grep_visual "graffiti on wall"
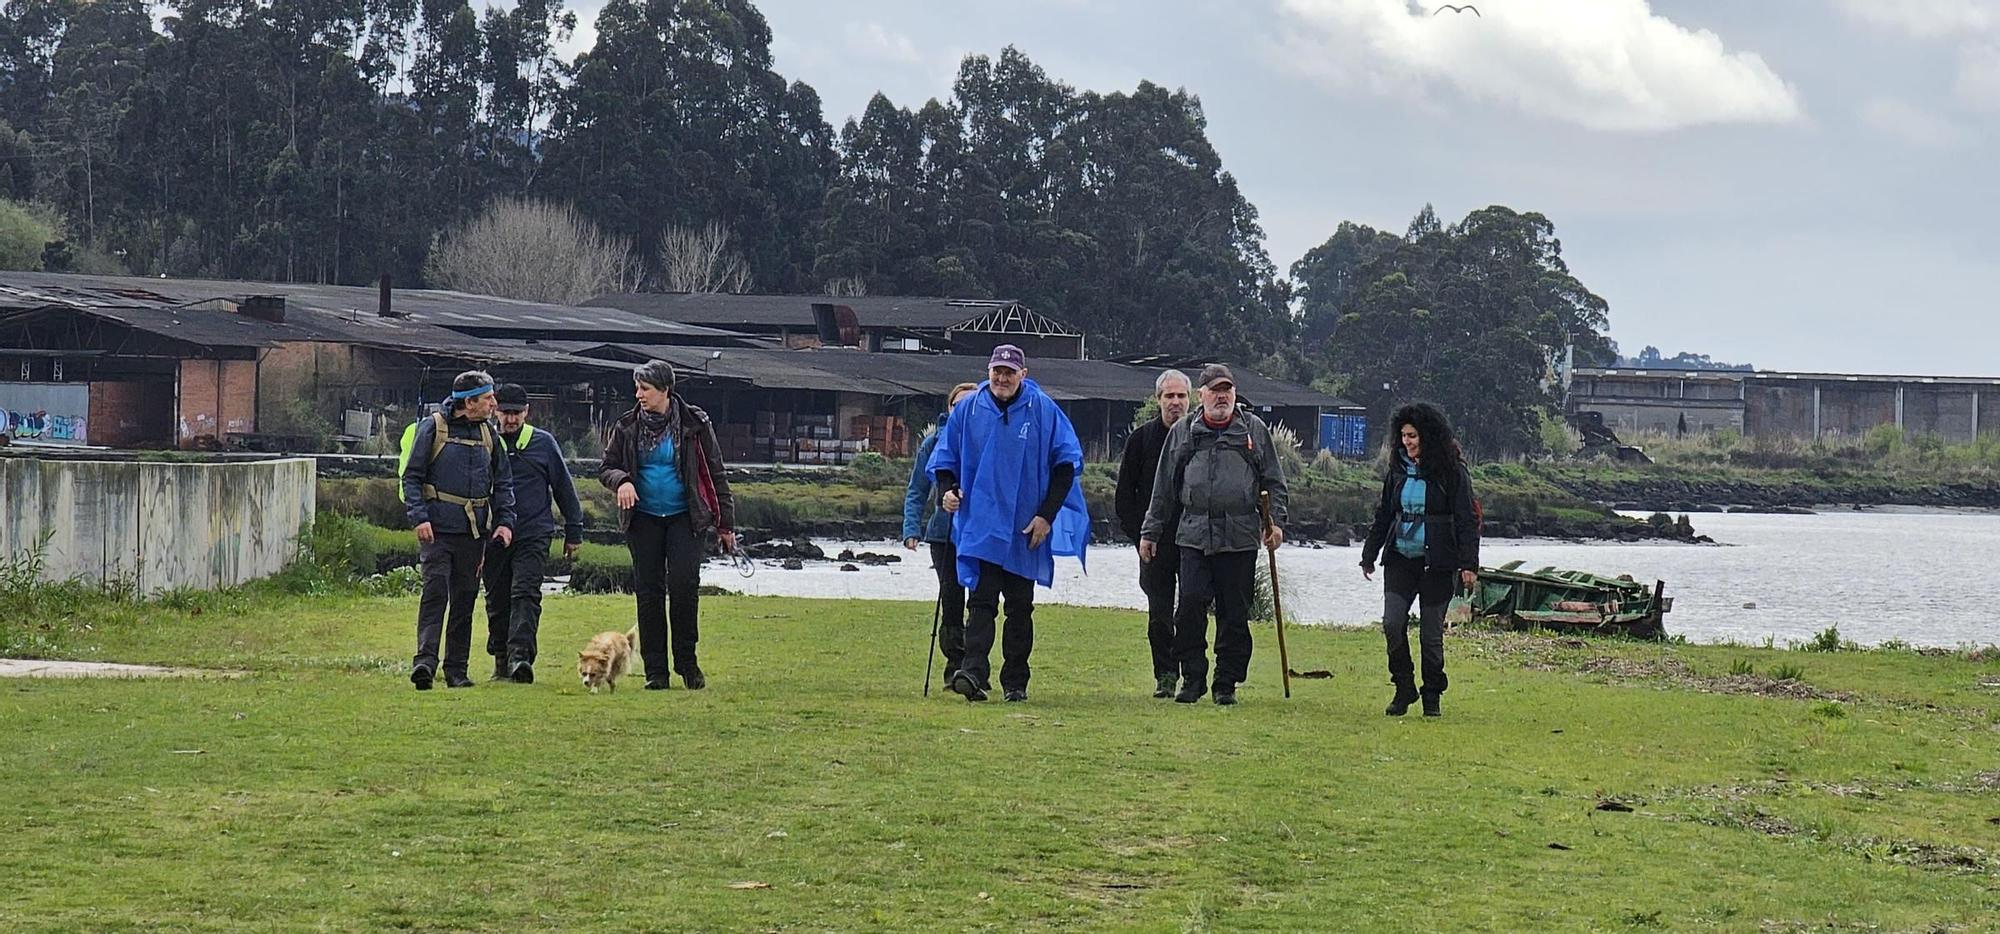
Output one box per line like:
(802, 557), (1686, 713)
(1, 383), (90, 445)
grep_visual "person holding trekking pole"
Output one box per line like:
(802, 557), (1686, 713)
(1360, 402), (1479, 718)
(905, 381), (980, 693)
(1139, 364), (1286, 706)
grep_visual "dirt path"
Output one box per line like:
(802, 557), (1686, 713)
(0, 658), (240, 679)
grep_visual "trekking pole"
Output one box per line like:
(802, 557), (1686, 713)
(1260, 490), (1292, 700)
(922, 591), (943, 697)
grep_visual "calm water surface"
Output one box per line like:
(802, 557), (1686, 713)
(700, 511), (2000, 648)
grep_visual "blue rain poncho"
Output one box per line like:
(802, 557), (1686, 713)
(927, 378), (1090, 589)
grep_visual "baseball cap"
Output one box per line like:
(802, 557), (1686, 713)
(987, 344), (1026, 371)
(495, 383), (530, 412)
(1197, 363), (1235, 390)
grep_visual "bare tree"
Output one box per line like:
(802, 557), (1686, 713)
(655, 221), (752, 293)
(424, 197), (639, 304)
(822, 275), (867, 297)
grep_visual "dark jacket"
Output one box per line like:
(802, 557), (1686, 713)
(1114, 417), (1174, 544)
(901, 416), (953, 544)
(1360, 454), (1479, 572)
(403, 412), (517, 535)
(500, 425), (584, 545)
(600, 397), (734, 535)
(1141, 408), (1287, 555)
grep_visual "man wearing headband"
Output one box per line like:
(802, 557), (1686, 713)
(402, 369), (517, 691)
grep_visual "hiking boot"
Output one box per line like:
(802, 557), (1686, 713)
(491, 656), (510, 681)
(444, 673), (475, 689)
(1003, 689), (1027, 703)
(1213, 687), (1238, 706)
(948, 670), (988, 702)
(680, 667), (706, 691)
(1153, 674), (1177, 699)
(1386, 682), (1419, 716)
(1173, 683), (1205, 704)
(644, 678), (671, 690)
(509, 662), (534, 684)
(1422, 694), (1441, 718)
(410, 665), (434, 691)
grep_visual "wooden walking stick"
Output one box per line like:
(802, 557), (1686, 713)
(1260, 490), (1292, 699)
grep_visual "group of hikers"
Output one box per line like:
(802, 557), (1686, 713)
(401, 344), (1480, 716)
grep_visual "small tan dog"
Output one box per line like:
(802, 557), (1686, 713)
(577, 625), (640, 693)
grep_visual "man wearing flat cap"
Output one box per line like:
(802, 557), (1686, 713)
(402, 369), (517, 691)
(1140, 363), (1287, 706)
(928, 344), (1091, 703)
(481, 383), (584, 684)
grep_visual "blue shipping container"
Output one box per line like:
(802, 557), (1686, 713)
(1318, 413), (1369, 458)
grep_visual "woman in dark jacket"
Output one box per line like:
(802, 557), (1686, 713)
(600, 360), (736, 691)
(1359, 402), (1478, 718)
(903, 382), (980, 683)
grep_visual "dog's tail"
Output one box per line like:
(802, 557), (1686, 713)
(626, 624), (640, 650)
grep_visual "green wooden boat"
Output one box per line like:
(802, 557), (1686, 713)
(1466, 560), (1672, 640)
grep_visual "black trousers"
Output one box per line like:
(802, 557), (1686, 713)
(627, 511), (703, 680)
(929, 541), (966, 677)
(483, 535), (549, 667)
(414, 534), (485, 676)
(1138, 541), (1181, 678)
(1173, 548), (1257, 689)
(1383, 550), (1452, 696)
(961, 560), (1035, 693)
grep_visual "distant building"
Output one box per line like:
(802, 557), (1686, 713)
(1569, 367), (2000, 442)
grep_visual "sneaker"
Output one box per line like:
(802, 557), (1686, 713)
(644, 678), (671, 690)
(1003, 689), (1027, 703)
(410, 665), (434, 691)
(509, 662), (534, 684)
(680, 667), (706, 690)
(1422, 694), (1441, 717)
(1173, 683), (1205, 704)
(948, 670), (988, 702)
(1213, 687), (1238, 706)
(1153, 674), (1177, 699)
(444, 673), (475, 689)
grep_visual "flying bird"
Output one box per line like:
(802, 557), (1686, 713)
(1433, 4), (1480, 14)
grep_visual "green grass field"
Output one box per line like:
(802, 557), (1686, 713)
(4, 587), (1998, 931)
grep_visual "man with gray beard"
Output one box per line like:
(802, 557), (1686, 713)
(1115, 368), (1192, 698)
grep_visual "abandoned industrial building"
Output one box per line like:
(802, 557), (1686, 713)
(1567, 367), (2000, 442)
(0, 272), (1360, 461)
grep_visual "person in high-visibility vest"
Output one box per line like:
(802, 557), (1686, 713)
(481, 383), (584, 684)
(401, 372), (516, 690)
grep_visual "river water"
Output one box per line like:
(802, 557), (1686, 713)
(698, 511), (2000, 649)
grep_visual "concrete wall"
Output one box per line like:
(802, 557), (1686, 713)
(0, 457), (315, 594)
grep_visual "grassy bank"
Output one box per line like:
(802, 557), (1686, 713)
(1545, 429), (2000, 510)
(3, 574), (1998, 929)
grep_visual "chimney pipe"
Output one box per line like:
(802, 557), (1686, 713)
(378, 274), (392, 318)
(242, 295), (286, 323)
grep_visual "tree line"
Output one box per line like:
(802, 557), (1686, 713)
(0, 0), (1616, 454)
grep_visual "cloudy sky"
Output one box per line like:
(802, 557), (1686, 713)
(553, 0), (1999, 375)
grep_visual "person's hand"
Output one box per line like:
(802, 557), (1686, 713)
(415, 521), (434, 545)
(493, 526), (513, 547)
(1360, 562), (1374, 582)
(1263, 524), (1284, 551)
(719, 530), (739, 554)
(615, 482), (638, 509)
(1460, 569), (1477, 592)
(903, 537), (919, 551)
(941, 489), (961, 513)
(563, 540), (580, 560)
(1138, 539), (1156, 563)
(1023, 516), (1051, 549)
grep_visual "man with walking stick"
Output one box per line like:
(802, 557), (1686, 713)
(1140, 364), (1286, 706)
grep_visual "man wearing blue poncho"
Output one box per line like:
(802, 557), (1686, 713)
(929, 344), (1090, 703)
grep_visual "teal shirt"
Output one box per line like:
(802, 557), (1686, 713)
(1393, 459), (1427, 559)
(636, 435), (688, 518)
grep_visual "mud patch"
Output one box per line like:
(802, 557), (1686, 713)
(0, 658), (240, 680)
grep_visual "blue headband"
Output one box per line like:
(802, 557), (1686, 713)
(450, 384), (494, 401)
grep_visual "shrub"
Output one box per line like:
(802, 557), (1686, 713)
(1769, 662), (1806, 682)
(1728, 658), (1754, 676)
(1804, 625), (1843, 653)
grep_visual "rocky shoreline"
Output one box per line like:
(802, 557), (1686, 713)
(1545, 474), (2000, 514)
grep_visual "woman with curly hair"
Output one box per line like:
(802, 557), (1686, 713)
(1359, 402), (1479, 718)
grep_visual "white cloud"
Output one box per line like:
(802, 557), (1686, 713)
(1829, 0), (2000, 40)
(844, 22), (926, 67)
(1953, 42), (2000, 110)
(1859, 96), (1971, 147)
(1274, 0), (1805, 131)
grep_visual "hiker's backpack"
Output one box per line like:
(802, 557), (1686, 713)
(398, 412), (494, 477)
